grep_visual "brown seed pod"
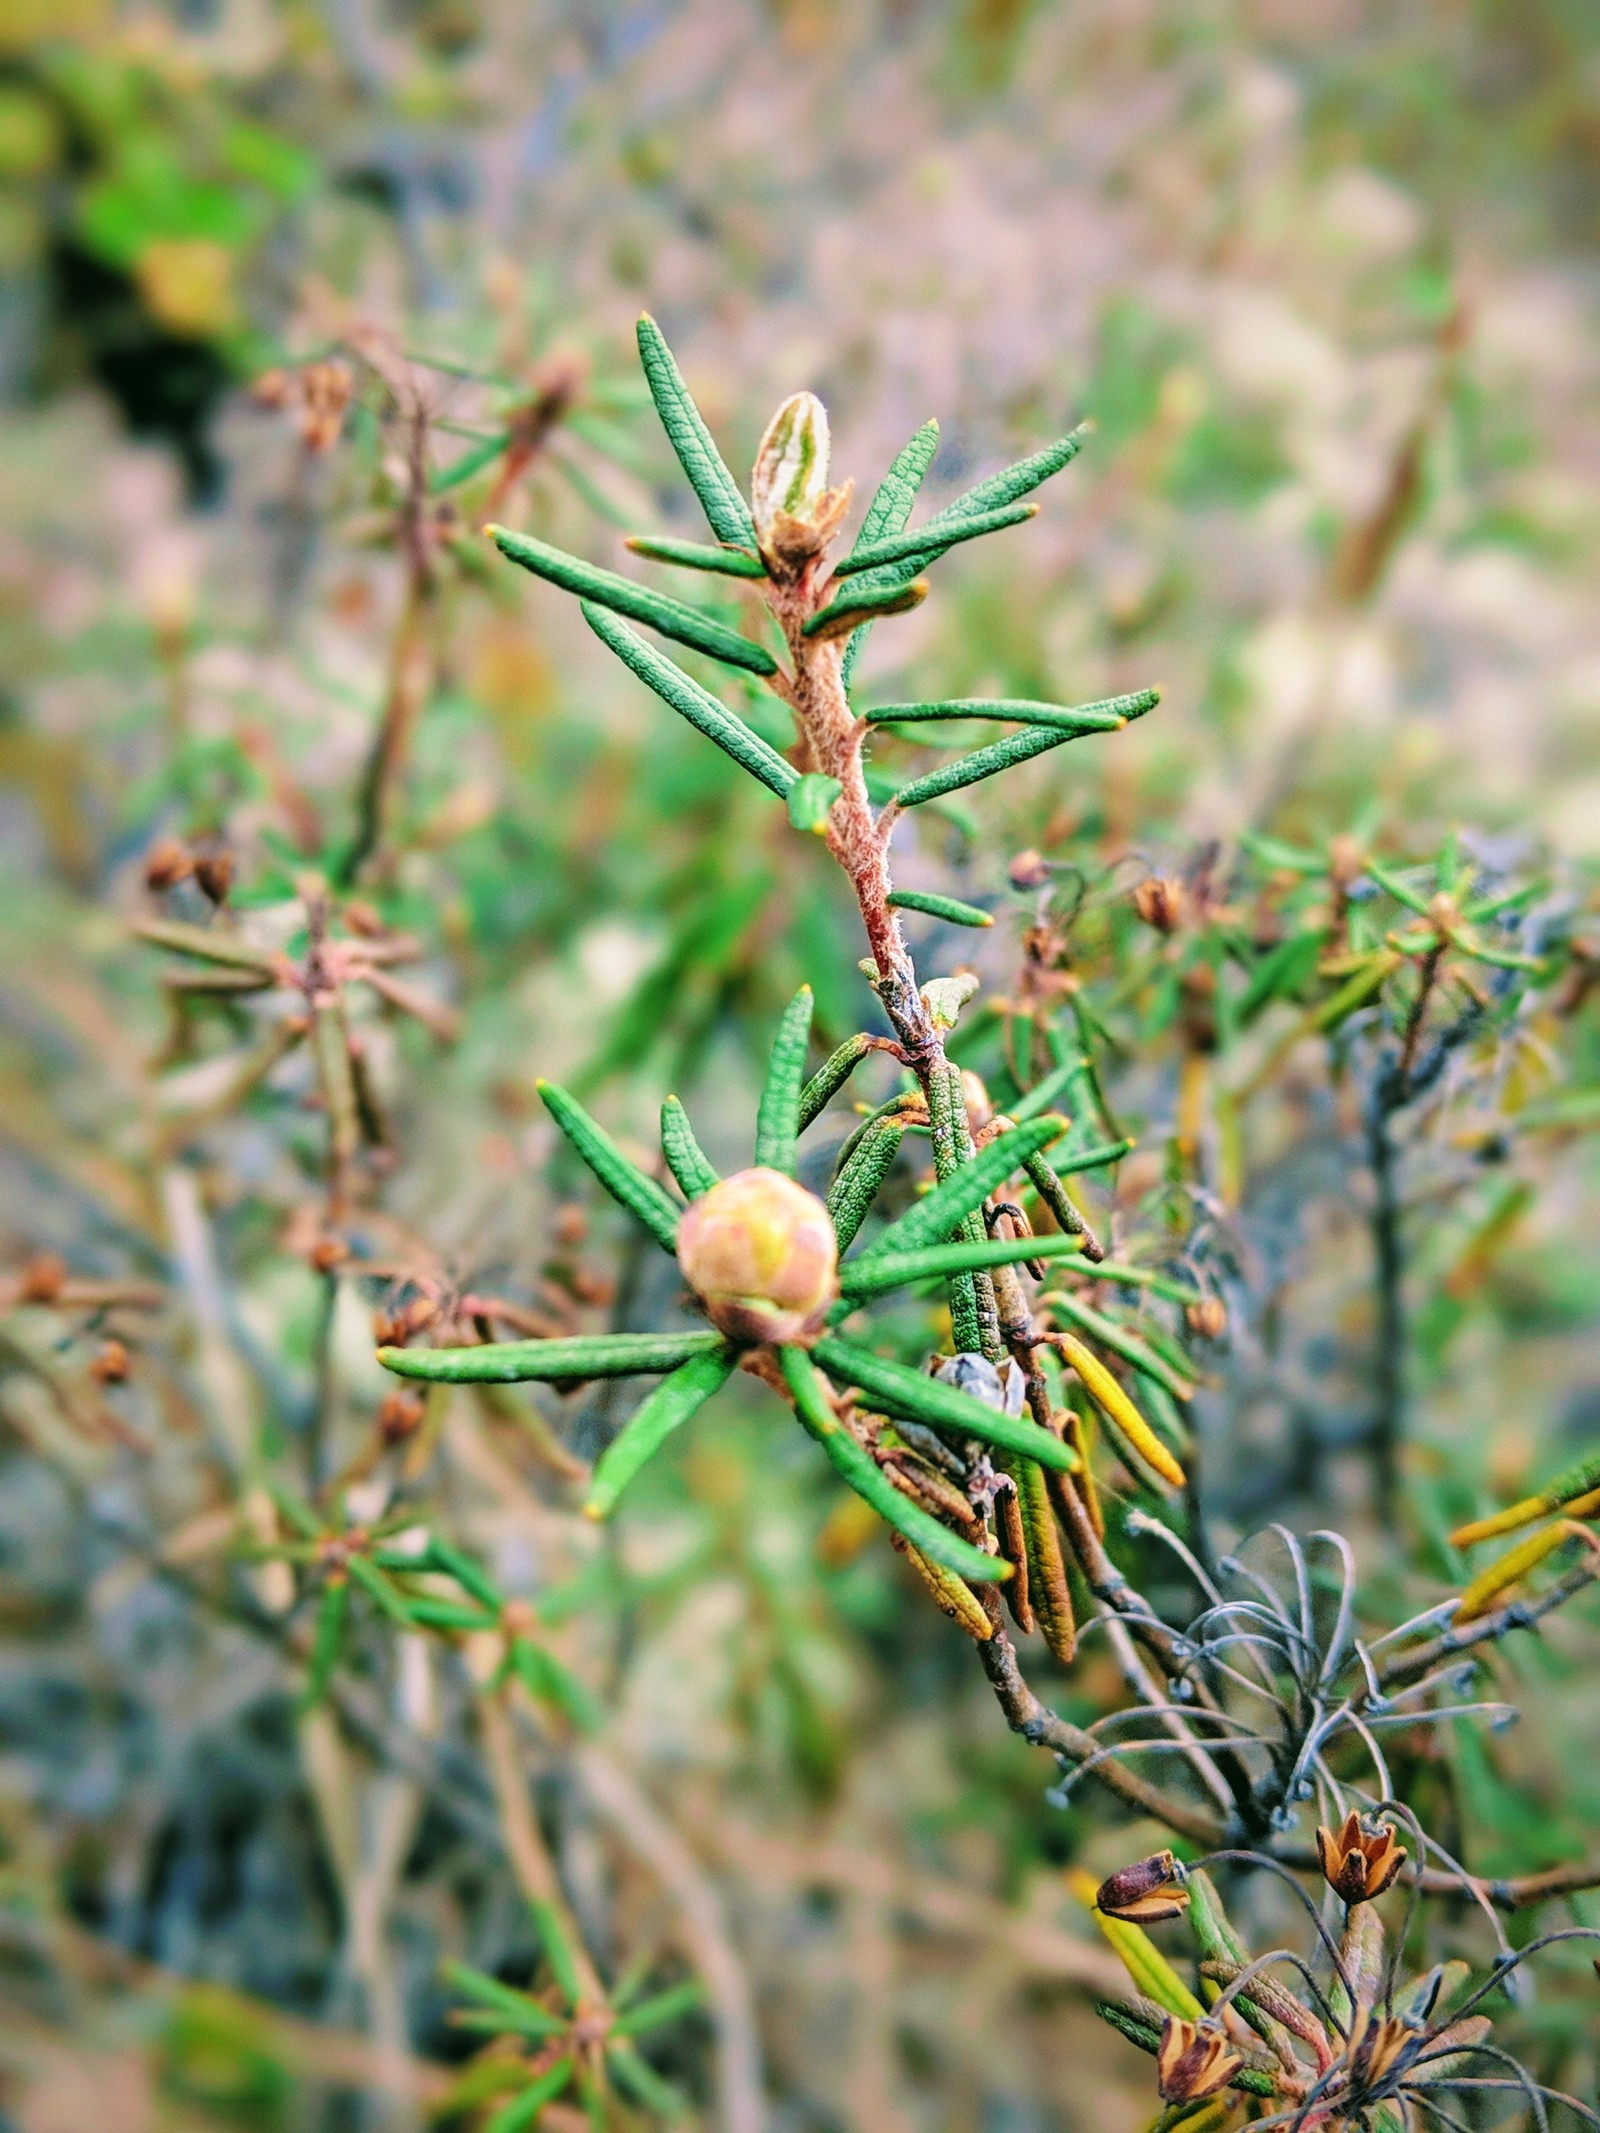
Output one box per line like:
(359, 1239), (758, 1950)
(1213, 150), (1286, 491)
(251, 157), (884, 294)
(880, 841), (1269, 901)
(1156, 2018), (1242, 2103)
(1186, 1295), (1227, 1340)
(1133, 875), (1184, 933)
(1096, 1850), (1189, 1924)
(676, 1167), (838, 1346)
(193, 851), (235, 905)
(89, 1338), (130, 1385)
(1008, 848), (1053, 891)
(144, 837), (194, 892)
(17, 1253), (68, 1305)
(1315, 1810), (1406, 1904)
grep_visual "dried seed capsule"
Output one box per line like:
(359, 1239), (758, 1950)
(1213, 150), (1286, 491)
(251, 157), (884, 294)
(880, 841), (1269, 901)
(1133, 875), (1184, 933)
(1315, 1810), (1406, 1904)
(1096, 1851), (1189, 1925)
(1155, 2018), (1242, 2103)
(193, 851), (235, 905)
(676, 1166), (838, 1347)
(144, 837), (193, 891)
(89, 1338), (130, 1385)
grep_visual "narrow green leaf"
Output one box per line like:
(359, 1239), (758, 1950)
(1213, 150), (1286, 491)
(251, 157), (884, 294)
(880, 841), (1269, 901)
(1094, 1998), (1164, 2054)
(529, 1897), (583, 2011)
(379, 1331), (724, 1384)
(779, 1347), (1010, 1580)
(1004, 1059), (1077, 1125)
(886, 888), (992, 928)
(583, 605), (797, 798)
(585, 1347), (737, 1517)
(858, 1116), (1066, 1263)
(660, 1096), (719, 1198)
(838, 1228), (1085, 1299)
(624, 532), (765, 577)
(787, 771), (842, 835)
(1048, 1136), (1134, 1176)
(841, 418), (940, 687)
(894, 724), (1107, 811)
(1021, 1149), (1098, 1252)
(1046, 1288), (1196, 1402)
(813, 1335), (1079, 1473)
(832, 499), (1036, 576)
(489, 524), (776, 675)
(345, 1553), (413, 1627)
(754, 986), (814, 1174)
(1362, 856), (1435, 918)
(866, 687), (1158, 734)
(420, 1535), (503, 1611)
(300, 1579), (349, 1708)
(605, 2042), (687, 2116)
(403, 1595), (500, 1631)
(484, 2057), (575, 2133)
(508, 1635), (601, 1731)
(798, 1033), (875, 1130)
(449, 2007), (567, 2039)
(826, 1117), (905, 1249)
(430, 430), (510, 493)
(802, 576), (927, 640)
(635, 314), (757, 547)
(609, 1980), (706, 2038)
(921, 423), (1089, 531)
(442, 1960), (564, 2034)
(538, 1078), (683, 1250)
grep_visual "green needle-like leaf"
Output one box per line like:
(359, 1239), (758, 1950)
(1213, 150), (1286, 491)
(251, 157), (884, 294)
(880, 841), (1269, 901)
(420, 1535), (503, 1611)
(754, 985), (814, 1174)
(508, 1635), (601, 1731)
(1362, 856), (1435, 918)
(400, 1596), (499, 1632)
(345, 1553), (413, 1627)
(660, 1095), (719, 1198)
(857, 1115), (1065, 1263)
(484, 2057), (575, 2133)
(802, 577), (927, 640)
(300, 1578), (349, 1708)
(636, 314), (758, 547)
(1048, 1136), (1134, 1176)
(838, 1228), (1085, 1299)
(827, 1116), (906, 1249)
(798, 1033), (876, 1130)
(379, 1331), (725, 1384)
(866, 686), (1158, 734)
(489, 524), (775, 675)
(841, 417), (940, 686)
(921, 423), (1089, 532)
(430, 430), (509, 493)
(831, 499), (1037, 576)
(1004, 1058), (1077, 1125)
(585, 1346), (737, 1517)
(780, 1346), (1011, 1580)
(813, 1335), (1078, 1473)
(538, 1078), (684, 1250)
(625, 532), (765, 577)
(609, 1981), (707, 2038)
(583, 605), (797, 798)
(605, 2042), (687, 2116)
(887, 888), (992, 928)
(893, 723), (1115, 810)
(443, 1961), (565, 2035)
(530, 1896), (583, 2011)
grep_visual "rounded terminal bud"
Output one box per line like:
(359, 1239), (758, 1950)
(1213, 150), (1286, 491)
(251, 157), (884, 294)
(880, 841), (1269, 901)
(677, 1166), (838, 1348)
(1133, 874), (1185, 933)
(751, 391), (831, 541)
(1095, 1849), (1189, 1924)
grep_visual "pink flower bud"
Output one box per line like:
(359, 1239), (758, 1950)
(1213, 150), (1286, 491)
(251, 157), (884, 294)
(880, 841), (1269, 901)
(677, 1167), (838, 1347)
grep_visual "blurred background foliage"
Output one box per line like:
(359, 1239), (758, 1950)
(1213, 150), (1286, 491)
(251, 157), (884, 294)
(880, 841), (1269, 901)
(1, 2), (1599, 2129)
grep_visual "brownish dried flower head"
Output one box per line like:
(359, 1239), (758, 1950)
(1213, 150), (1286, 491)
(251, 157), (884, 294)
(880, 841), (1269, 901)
(17, 1253), (68, 1305)
(1008, 848), (1053, 891)
(1186, 1295), (1228, 1340)
(144, 837), (194, 892)
(299, 361), (353, 454)
(377, 1389), (425, 1442)
(1156, 2018), (1242, 2103)
(1316, 1810), (1406, 1904)
(677, 1167), (838, 1347)
(1095, 1850), (1189, 1924)
(193, 851), (235, 905)
(89, 1338), (130, 1385)
(1133, 875), (1185, 933)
